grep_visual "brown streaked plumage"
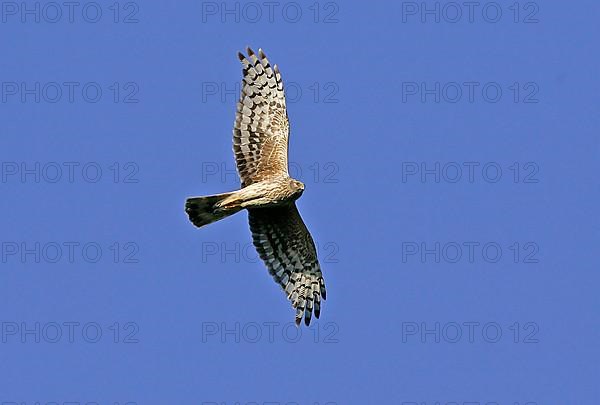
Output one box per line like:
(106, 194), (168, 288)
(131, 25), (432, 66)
(185, 47), (326, 326)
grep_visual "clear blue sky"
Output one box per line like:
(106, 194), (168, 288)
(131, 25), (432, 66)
(1, 1), (598, 404)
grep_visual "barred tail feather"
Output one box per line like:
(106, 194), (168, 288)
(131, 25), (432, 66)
(185, 192), (241, 228)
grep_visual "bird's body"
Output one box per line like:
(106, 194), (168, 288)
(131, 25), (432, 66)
(222, 176), (305, 210)
(185, 47), (326, 326)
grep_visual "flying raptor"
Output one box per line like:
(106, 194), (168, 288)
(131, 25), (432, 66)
(185, 47), (327, 326)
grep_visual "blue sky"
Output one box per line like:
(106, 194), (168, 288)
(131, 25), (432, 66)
(0, 0), (598, 404)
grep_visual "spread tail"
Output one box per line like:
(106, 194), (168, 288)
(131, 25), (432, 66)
(185, 191), (242, 228)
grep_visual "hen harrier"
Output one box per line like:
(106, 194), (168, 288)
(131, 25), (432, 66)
(185, 47), (326, 326)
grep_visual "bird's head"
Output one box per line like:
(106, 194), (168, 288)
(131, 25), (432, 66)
(290, 178), (305, 198)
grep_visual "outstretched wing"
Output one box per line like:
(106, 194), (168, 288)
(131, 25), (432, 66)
(233, 47), (290, 187)
(248, 204), (326, 326)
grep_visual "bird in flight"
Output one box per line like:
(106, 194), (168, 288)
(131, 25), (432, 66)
(185, 47), (326, 326)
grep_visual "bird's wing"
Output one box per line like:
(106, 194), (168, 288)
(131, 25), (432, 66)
(233, 47), (290, 187)
(248, 204), (326, 326)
